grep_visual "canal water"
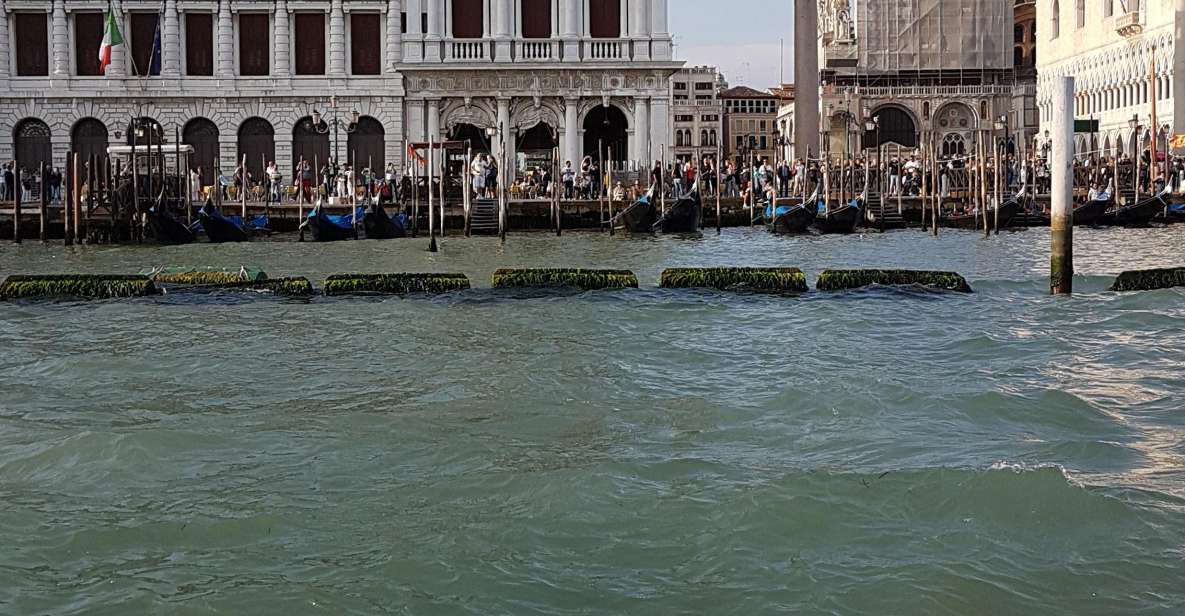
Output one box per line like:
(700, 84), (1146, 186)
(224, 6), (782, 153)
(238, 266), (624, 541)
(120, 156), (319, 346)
(2, 227), (1184, 614)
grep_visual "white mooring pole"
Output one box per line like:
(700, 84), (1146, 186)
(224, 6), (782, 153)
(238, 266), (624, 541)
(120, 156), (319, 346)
(1051, 76), (1074, 295)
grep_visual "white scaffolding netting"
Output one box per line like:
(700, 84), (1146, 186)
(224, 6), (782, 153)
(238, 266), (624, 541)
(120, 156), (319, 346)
(856, 0), (1011, 72)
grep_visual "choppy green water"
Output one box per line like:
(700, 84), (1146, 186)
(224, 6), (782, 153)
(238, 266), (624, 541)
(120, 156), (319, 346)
(2, 227), (1184, 615)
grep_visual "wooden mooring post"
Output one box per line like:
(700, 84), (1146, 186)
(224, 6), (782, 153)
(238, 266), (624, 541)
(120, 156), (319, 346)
(73, 152), (82, 243)
(1051, 76), (1074, 295)
(12, 159), (21, 243)
(39, 162), (47, 241)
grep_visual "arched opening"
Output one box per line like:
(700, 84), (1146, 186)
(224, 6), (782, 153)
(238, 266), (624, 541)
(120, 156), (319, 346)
(1103, 135), (1112, 157)
(292, 116), (331, 172)
(583, 105), (628, 162)
(71, 118), (109, 167)
(1116, 133), (1126, 158)
(237, 117), (275, 180)
(866, 106), (918, 149)
(127, 117), (163, 146)
(183, 117), (220, 177)
(13, 118), (52, 171)
(941, 133), (966, 158)
(347, 116), (385, 172)
(675, 130), (684, 147)
(516, 122), (557, 171)
(448, 123), (491, 154)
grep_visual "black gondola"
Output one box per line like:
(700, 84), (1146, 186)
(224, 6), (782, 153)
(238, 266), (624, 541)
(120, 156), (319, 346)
(764, 192), (816, 234)
(814, 199), (861, 234)
(195, 200), (251, 243)
(147, 206), (195, 245)
(302, 202), (360, 242)
(654, 188), (701, 233)
(612, 185), (658, 233)
(1105, 192), (1167, 227)
(363, 199), (407, 239)
(1072, 196), (1110, 226)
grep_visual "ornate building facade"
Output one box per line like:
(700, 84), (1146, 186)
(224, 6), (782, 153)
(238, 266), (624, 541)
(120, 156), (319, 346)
(1034, 0), (1175, 158)
(817, 0), (1036, 160)
(0, 0), (678, 181)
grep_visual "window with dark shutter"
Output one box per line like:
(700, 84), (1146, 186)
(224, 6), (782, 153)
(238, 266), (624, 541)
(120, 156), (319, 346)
(451, 0), (482, 39)
(74, 13), (104, 76)
(130, 12), (159, 76)
(294, 13), (326, 75)
(14, 13), (49, 76)
(521, 0), (551, 38)
(350, 14), (381, 75)
(589, 0), (620, 38)
(239, 13), (270, 75)
(185, 13), (214, 75)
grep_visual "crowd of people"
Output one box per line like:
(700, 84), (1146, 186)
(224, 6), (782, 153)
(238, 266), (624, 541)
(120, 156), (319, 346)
(0, 164), (65, 203)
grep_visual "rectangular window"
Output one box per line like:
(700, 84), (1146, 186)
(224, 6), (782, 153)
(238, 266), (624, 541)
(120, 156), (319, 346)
(350, 13), (381, 75)
(451, 0), (482, 38)
(15, 13), (49, 76)
(674, 82), (687, 90)
(695, 82), (712, 90)
(589, 0), (620, 38)
(294, 13), (326, 75)
(521, 0), (551, 38)
(130, 12), (159, 76)
(239, 13), (270, 75)
(74, 12), (104, 76)
(185, 13), (214, 75)
(422, 12), (428, 33)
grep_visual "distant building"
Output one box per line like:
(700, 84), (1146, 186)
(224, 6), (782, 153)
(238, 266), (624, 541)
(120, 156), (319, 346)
(669, 66), (724, 164)
(771, 85), (796, 162)
(721, 85), (778, 165)
(818, 0), (1036, 160)
(1035, 0), (1173, 158)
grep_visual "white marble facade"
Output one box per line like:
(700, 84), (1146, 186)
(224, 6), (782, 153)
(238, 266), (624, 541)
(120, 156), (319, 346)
(0, 0), (679, 177)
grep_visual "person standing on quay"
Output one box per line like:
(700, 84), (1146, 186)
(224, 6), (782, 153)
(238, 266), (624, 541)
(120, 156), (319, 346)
(471, 153), (487, 198)
(562, 161), (576, 199)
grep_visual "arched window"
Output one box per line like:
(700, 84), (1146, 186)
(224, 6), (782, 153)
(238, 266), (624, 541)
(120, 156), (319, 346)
(1052, 0), (1060, 38)
(675, 131), (684, 147)
(709, 130), (717, 146)
(700, 129), (708, 146)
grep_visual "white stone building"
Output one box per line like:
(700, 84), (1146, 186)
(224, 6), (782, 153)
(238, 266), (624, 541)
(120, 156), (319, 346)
(668, 65), (722, 164)
(1035, 0), (1175, 158)
(0, 0), (679, 182)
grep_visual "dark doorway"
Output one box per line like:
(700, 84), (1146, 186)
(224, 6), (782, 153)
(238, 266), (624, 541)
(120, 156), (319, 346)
(183, 117), (220, 176)
(127, 117), (164, 146)
(294, 13), (326, 75)
(74, 12), (105, 76)
(589, 0), (620, 38)
(347, 116), (385, 171)
(451, 0), (483, 38)
(521, 0), (551, 38)
(130, 12), (159, 76)
(293, 116), (331, 171)
(13, 118), (52, 171)
(71, 118), (109, 166)
(865, 106), (918, 149)
(237, 117), (275, 179)
(583, 105), (628, 162)
(517, 123), (557, 173)
(449, 123), (491, 154)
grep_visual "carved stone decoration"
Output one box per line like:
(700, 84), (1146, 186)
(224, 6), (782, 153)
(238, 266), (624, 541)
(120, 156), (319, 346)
(441, 98), (496, 131)
(511, 97), (563, 132)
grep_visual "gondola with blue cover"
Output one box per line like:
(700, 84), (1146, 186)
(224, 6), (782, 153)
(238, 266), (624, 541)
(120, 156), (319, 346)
(814, 198), (861, 234)
(612, 184), (658, 233)
(363, 198), (407, 239)
(1073, 187), (1111, 226)
(654, 185), (701, 233)
(765, 189), (816, 234)
(1105, 187), (1169, 227)
(192, 200), (271, 243)
(301, 201), (362, 242)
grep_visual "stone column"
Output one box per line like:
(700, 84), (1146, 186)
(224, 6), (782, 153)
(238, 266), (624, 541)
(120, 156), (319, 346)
(51, 0), (68, 77)
(650, 0), (670, 60)
(403, 0), (423, 62)
(424, 0), (442, 61)
(564, 96), (580, 165)
(217, 0), (234, 78)
(329, 0), (346, 75)
(406, 99), (426, 144)
(386, 0), (402, 69)
(561, 0), (579, 62)
(163, 0), (181, 76)
(793, 0), (819, 160)
(274, 0), (291, 77)
(649, 96), (670, 164)
(493, 0), (512, 59)
(628, 0), (649, 61)
(633, 96), (650, 164)
(427, 98), (441, 141)
(0, 0), (9, 81)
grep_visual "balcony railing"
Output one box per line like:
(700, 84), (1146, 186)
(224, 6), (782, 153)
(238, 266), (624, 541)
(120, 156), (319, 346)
(854, 84), (1036, 98)
(446, 39), (490, 62)
(1115, 11), (1143, 37)
(516, 40), (558, 61)
(586, 39), (627, 60)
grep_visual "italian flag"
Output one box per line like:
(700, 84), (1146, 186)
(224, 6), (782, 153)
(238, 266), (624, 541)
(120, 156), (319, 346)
(98, 5), (124, 75)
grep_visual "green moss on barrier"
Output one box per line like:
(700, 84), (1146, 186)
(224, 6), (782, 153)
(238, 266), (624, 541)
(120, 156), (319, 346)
(816, 269), (973, 293)
(210, 277), (315, 296)
(491, 268), (639, 290)
(1110, 267), (1185, 292)
(659, 267), (808, 293)
(324, 273), (471, 296)
(149, 266), (268, 285)
(0, 275), (157, 300)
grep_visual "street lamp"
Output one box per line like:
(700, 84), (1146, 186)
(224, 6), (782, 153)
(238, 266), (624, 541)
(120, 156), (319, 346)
(309, 95), (360, 170)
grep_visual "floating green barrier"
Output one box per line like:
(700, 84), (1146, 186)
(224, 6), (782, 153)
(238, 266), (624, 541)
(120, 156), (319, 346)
(816, 269), (973, 293)
(211, 277), (315, 296)
(0, 275), (158, 300)
(1110, 267), (1185, 292)
(659, 267), (808, 293)
(323, 273), (471, 296)
(146, 266), (268, 285)
(491, 268), (639, 290)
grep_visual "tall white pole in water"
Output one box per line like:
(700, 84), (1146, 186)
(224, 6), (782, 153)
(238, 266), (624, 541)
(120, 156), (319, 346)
(794, 0), (820, 161)
(1051, 77), (1074, 295)
(1174, 0), (1185, 158)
